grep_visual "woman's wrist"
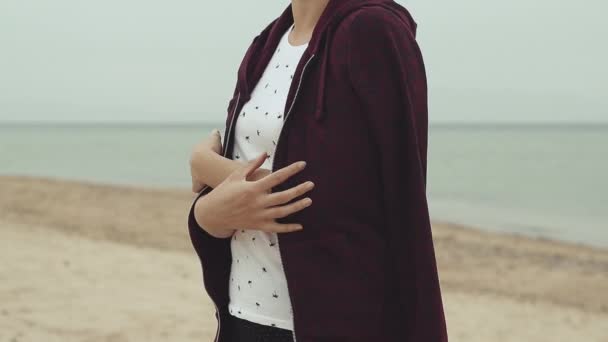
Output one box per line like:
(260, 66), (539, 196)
(193, 195), (235, 239)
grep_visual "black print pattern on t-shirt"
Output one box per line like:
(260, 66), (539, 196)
(228, 23), (308, 330)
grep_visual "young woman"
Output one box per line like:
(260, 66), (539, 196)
(188, 0), (448, 341)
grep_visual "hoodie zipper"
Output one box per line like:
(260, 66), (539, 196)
(271, 53), (316, 342)
(223, 92), (242, 159)
(212, 52), (314, 341)
(209, 91), (241, 342)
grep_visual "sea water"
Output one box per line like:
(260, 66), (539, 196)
(1, 123), (606, 248)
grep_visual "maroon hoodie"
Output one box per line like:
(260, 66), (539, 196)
(187, 0), (448, 341)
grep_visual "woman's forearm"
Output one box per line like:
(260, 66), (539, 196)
(191, 148), (271, 189)
(191, 149), (247, 188)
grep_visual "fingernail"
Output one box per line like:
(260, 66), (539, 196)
(295, 225), (304, 230)
(304, 198), (312, 206)
(299, 161), (307, 168)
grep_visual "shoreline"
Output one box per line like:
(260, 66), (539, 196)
(1, 175), (607, 341)
(2, 174), (606, 252)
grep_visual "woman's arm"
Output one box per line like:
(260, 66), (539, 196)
(189, 131), (314, 239)
(193, 152), (313, 238)
(190, 129), (269, 193)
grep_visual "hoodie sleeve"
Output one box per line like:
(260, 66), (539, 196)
(346, 7), (448, 342)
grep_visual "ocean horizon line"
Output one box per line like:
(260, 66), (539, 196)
(2, 120), (608, 129)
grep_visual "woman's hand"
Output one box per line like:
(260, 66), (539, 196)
(194, 152), (314, 239)
(190, 129), (223, 193)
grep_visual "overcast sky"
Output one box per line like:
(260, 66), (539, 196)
(1, 0), (606, 123)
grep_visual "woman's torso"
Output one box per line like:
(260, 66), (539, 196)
(228, 23), (308, 331)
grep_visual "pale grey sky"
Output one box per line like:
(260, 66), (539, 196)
(0, 0), (606, 123)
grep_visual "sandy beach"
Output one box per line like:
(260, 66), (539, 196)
(1, 176), (607, 342)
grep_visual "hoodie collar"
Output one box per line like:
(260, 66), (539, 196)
(237, 0), (356, 100)
(236, 0), (417, 120)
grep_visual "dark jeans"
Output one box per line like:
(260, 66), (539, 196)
(226, 313), (294, 342)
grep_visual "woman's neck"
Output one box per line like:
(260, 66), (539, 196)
(289, 0), (330, 45)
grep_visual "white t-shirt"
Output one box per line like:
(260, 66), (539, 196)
(227, 23), (307, 330)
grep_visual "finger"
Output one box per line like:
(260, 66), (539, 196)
(263, 181), (315, 207)
(212, 128), (222, 141)
(253, 160), (307, 191)
(203, 128), (221, 146)
(265, 197), (312, 219)
(211, 131), (223, 154)
(239, 152), (268, 179)
(259, 221), (303, 234)
(208, 128), (221, 138)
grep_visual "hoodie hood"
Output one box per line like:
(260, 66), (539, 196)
(236, 0), (418, 121)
